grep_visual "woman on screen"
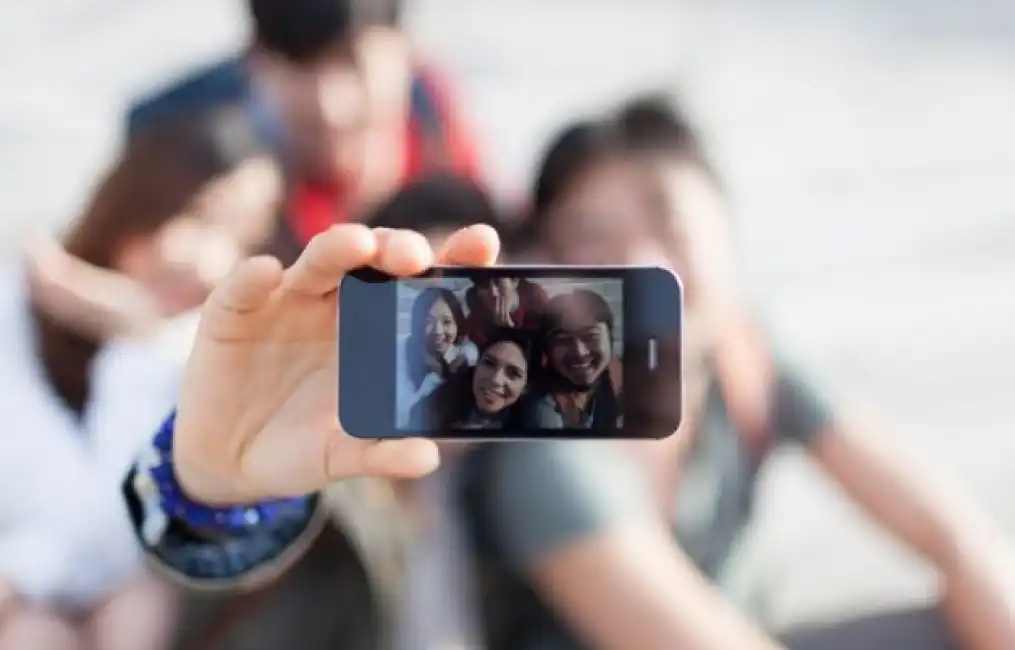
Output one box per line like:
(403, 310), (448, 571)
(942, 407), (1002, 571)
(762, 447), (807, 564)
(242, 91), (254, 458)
(397, 287), (478, 427)
(409, 327), (534, 431)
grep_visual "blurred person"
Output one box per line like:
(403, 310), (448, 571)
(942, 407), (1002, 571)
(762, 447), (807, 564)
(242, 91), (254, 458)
(410, 327), (535, 430)
(399, 287), (477, 427)
(456, 96), (1015, 650)
(0, 109), (281, 650)
(517, 290), (621, 430)
(127, 0), (483, 264)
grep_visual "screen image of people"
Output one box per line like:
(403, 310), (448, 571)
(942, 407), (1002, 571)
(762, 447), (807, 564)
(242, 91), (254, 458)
(396, 275), (623, 432)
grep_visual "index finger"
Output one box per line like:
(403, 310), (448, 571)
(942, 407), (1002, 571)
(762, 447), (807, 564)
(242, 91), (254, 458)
(283, 224), (379, 296)
(436, 224), (500, 267)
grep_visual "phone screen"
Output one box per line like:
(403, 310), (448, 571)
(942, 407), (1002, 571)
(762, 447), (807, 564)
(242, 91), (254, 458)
(340, 266), (682, 439)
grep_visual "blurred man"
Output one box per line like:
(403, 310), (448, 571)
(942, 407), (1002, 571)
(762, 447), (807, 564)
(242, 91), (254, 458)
(128, 0), (482, 259)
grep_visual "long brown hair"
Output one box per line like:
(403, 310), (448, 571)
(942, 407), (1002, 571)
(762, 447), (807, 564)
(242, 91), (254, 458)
(33, 107), (272, 417)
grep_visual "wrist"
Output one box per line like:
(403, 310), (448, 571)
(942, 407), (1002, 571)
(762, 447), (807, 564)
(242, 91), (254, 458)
(141, 411), (309, 540)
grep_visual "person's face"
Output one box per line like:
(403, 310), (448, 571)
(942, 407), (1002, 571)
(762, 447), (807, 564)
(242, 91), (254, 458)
(255, 46), (369, 183)
(548, 310), (612, 388)
(472, 341), (529, 414)
(476, 278), (520, 312)
(423, 297), (458, 355)
(113, 160), (284, 317)
(190, 155), (284, 249)
(541, 156), (733, 365)
(114, 217), (242, 318)
(541, 157), (668, 267)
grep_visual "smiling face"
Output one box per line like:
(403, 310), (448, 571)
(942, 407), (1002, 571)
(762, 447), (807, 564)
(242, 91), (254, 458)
(546, 295), (613, 388)
(471, 341), (529, 414)
(423, 296), (458, 355)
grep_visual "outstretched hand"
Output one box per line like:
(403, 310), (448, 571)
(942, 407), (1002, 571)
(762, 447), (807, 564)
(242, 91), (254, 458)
(172, 224), (500, 506)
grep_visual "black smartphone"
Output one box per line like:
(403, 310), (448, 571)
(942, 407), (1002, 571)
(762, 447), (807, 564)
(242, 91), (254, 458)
(339, 265), (682, 439)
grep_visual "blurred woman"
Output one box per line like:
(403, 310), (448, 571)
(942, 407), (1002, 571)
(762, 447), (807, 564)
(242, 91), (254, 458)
(456, 95), (1015, 650)
(0, 108), (282, 650)
(411, 327), (534, 430)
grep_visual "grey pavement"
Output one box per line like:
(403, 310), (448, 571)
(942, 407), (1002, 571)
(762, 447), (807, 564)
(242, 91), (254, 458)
(1, 0), (1014, 629)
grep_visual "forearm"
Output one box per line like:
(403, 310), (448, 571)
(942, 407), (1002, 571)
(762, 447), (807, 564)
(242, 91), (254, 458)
(811, 416), (999, 568)
(811, 419), (1015, 649)
(942, 552), (1015, 650)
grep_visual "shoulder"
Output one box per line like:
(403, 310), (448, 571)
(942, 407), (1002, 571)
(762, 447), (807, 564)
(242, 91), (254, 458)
(471, 441), (653, 569)
(126, 58), (249, 138)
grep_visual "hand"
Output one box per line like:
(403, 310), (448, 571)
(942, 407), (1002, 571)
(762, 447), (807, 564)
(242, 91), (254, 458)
(173, 224), (500, 505)
(23, 232), (161, 340)
(492, 296), (515, 327)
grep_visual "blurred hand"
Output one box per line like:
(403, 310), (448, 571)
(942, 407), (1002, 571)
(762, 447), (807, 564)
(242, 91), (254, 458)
(173, 224), (500, 505)
(23, 232), (161, 341)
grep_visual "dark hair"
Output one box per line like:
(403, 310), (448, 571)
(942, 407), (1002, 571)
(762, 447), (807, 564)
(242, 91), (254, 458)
(33, 108), (271, 417)
(532, 120), (628, 218)
(249, 0), (402, 63)
(615, 91), (720, 185)
(365, 174), (508, 236)
(522, 92), (722, 252)
(475, 326), (539, 376)
(406, 287), (467, 388)
(542, 288), (616, 342)
(416, 326), (537, 429)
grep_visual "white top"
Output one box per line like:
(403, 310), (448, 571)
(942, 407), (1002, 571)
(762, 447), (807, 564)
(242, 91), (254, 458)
(395, 339), (478, 428)
(0, 269), (194, 610)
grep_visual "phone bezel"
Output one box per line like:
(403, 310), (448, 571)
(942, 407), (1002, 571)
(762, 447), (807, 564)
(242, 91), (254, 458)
(338, 265), (683, 440)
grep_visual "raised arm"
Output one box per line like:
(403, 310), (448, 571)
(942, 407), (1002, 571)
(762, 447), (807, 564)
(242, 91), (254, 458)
(807, 411), (1015, 650)
(113, 223), (498, 591)
(761, 361), (1015, 650)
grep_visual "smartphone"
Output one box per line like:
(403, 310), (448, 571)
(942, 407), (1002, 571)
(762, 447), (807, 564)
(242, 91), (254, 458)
(339, 265), (682, 439)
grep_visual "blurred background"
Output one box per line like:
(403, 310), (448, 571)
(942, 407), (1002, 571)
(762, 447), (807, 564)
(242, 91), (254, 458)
(1, 0), (1014, 635)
